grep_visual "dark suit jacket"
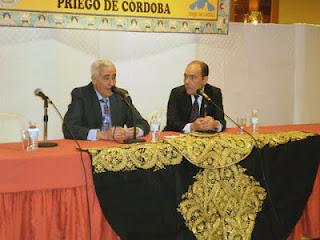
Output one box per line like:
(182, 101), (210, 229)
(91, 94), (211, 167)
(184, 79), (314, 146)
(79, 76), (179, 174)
(164, 84), (226, 132)
(63, 83), (150, 140)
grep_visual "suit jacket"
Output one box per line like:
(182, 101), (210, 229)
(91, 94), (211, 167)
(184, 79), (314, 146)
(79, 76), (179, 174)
(164, 83), (226, 132)
(63, 83), (150, 140)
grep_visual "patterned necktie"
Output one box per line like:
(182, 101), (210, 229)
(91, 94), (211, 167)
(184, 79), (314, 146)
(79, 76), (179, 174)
(190, 95), (199, 122)
(101, 98), (112, 131)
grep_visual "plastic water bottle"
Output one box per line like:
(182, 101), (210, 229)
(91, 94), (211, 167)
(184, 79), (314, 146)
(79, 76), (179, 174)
(150, 116), (160, 143)
(27, 122), (39, 150)
(250, 109), (259, 133)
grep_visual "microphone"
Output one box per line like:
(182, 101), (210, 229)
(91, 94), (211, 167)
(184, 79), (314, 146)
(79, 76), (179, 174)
(111, 86), (130, 98)
(34, 88), (52, 103)
(111, 86), (145, 144)
(33, 88), (57, 147)
(196, 89), (213, 103)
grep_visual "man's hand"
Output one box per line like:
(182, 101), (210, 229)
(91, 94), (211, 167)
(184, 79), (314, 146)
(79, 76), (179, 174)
(97, 127), (127, 142)
(96, 128), (113, 140)
(112, 127), (128, 142)
(97, 127), (143, 142)
(201, 116), (219, 131)
(126, 127), (139, 139)
(191, 116), (219, 132)
(191, 118), (205, 132)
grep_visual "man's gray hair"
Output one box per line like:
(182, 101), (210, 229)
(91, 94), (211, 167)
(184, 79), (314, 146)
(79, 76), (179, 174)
(91, 59), (115, 77)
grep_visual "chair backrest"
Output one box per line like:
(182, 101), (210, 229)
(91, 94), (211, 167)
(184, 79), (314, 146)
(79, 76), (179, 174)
(146, 108), (167, 131)
(0, 112), (25, 143)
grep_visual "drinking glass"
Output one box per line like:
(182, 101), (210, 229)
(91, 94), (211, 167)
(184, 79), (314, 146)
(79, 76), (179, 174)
(21, 130), (32, 152)
(27, 127), (40, 150)
(237, 117), (247, 134)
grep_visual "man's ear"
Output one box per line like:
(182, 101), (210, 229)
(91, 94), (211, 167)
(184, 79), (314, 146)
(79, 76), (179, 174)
(203, 76), (208, 84)
(91, 75), (96, 84)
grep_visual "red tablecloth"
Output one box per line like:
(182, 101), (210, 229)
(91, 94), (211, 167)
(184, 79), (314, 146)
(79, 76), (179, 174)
(0, 139), (120, 240)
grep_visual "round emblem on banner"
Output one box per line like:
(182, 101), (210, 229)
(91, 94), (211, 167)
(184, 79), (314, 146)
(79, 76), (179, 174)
(0, 0), (20, 7)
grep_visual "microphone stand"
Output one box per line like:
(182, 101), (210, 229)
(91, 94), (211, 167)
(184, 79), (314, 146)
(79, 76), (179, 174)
(197, 89), (256, 139)
(38, 98), (58, 147)
(122, 97), (145, 144)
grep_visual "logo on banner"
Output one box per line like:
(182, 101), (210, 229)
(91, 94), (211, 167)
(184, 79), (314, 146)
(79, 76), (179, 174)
(0, 0), (20, 7)
(189, 0), (215, 11)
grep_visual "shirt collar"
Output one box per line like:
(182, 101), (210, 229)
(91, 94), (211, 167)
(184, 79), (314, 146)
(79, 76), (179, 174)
(192, 86), (205, 101)
(95, 89), (106, 101)
(191, 94), (202, 102)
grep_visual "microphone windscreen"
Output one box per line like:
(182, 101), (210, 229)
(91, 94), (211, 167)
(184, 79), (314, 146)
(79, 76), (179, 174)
(111, 86), (129, 97)
(34, 88), (42, 96)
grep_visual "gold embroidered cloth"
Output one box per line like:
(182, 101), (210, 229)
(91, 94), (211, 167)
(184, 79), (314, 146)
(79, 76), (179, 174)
(89, 142), (183, 172)
(88, 131), (314, 240)
(179, 166), (266, 240)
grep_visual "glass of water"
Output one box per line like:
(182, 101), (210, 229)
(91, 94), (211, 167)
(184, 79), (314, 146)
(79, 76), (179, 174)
(21, 130), (32, 152)
(237, 117), (247, 134)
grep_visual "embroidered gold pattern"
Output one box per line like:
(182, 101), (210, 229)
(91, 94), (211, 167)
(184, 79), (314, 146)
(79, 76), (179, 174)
(89, 142), (183, 172)
(165, 133), (254, 169)
(165, 131), (315, 169)
(253, 131), (315, 148)
(88, 131), (314, 240)
(178, 166), (266, 240)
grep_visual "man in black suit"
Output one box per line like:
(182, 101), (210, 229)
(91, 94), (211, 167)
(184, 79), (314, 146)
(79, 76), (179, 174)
(164, 61), (226, 240)
(165, 60), (226, 132)
(63, 59), (149, 141)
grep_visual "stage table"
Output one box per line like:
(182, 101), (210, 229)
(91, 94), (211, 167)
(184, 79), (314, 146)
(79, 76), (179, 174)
(0, 124), (319, 240)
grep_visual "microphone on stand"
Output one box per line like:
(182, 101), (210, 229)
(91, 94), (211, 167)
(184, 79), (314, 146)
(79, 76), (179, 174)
(111, 86), (145, 144)
(34, 88), (58, 147)
(34, 89), (93, 240)
(34, 88), (52, 103)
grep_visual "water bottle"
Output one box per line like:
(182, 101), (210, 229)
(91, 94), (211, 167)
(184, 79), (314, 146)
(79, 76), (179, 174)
(250, 109), (259, 133)
(150, 116), (160, 143)
(27, 122), (39, 150)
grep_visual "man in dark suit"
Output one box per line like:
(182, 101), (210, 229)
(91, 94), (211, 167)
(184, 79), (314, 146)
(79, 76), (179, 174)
(164, 61), (226, 240)
(165, 60), (226, 132)
(63, 59), (149, 141)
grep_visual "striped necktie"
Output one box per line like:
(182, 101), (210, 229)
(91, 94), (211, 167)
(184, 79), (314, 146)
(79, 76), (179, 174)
(190, 95), (199, 122)
(101, 98), (112, 131)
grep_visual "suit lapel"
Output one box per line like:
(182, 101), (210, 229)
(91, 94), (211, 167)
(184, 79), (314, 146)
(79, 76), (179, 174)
(200, 99), (207, 117)
(109, 94), (120, 126)
(88, 84), (103, 128)
(181, 89), (192, 120)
